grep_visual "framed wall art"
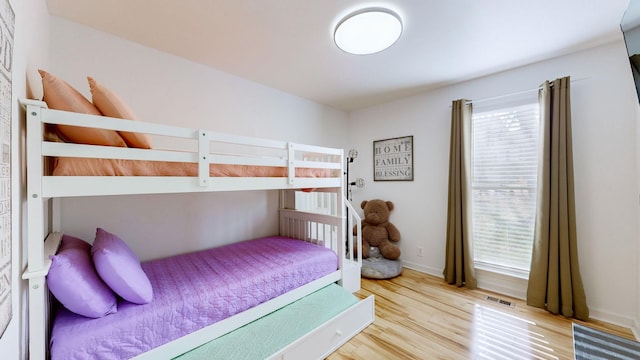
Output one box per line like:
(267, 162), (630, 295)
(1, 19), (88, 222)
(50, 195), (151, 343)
(373, 135), (413, 181)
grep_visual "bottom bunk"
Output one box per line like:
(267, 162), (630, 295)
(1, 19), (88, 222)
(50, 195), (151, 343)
(50, 235), (339, 359)
(41, 205), (371, 359)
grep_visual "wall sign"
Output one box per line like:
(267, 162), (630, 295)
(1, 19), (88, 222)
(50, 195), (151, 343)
(373, 136), (413, 181)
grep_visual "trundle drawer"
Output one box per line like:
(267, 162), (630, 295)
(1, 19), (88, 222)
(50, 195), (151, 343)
(280, 295), (374, 360)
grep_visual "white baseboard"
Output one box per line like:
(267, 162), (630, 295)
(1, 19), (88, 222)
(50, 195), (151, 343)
(588, 308), (638, 336)
(402, 260), (442, 278)
(632, 319), (640, 341)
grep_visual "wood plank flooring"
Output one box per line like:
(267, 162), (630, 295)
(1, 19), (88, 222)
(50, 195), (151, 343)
(328, 268), (635, 360)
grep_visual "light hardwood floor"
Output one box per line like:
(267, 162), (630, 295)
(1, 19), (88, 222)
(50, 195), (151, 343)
(328, 268), (635, 360)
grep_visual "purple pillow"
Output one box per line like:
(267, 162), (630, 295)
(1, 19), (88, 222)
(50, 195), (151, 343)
(47, 235), (117, 318)
(91, 228), (153, 304)
(58, 234), (91, 252)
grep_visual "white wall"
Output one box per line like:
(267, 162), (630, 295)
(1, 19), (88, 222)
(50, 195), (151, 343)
(46, 17), (349, 261)
(348, 38), (640, 327)
(4, 0), (50, 359)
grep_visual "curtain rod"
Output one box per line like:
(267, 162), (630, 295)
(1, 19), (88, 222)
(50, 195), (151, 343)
(460, 77), (590, 106)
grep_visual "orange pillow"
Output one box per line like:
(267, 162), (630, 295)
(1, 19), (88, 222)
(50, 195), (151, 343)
(39, 70), (126, 147)
(88, 77), (153, 149)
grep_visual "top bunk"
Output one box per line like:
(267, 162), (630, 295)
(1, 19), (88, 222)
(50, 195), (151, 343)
(20, 99), (344, 198)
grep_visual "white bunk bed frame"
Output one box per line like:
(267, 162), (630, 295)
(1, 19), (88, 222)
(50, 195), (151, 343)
(20, 99), (374, 360)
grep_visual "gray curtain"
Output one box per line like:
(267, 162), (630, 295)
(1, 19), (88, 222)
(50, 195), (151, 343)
(443, 99), (477, 289)
(526, 77), (589, 320)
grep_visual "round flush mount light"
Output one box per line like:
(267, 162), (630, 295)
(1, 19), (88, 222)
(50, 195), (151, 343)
(334, 8), (403, 55)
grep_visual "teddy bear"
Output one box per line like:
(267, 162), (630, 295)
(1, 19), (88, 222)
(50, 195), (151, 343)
(354, 199), (401, 260)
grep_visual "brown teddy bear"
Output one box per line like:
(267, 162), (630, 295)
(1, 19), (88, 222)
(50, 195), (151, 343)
(354, 199), (401, 260)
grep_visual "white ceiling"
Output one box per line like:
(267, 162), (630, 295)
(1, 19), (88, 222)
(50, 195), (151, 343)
(46, 0), (631, 111)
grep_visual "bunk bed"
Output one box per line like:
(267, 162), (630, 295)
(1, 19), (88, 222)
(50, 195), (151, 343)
(20, 98), (374, 359)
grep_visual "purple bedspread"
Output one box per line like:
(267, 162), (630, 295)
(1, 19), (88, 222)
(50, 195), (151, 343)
(49, 236), (338, 360)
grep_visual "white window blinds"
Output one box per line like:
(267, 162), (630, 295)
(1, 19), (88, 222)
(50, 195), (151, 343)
(471, 102), (539, 273)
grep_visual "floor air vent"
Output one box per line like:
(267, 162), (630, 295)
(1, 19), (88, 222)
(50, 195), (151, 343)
(484, 295), (515, 308)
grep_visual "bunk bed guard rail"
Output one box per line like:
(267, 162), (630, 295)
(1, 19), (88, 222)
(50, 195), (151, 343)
(20, 99), (343, 197)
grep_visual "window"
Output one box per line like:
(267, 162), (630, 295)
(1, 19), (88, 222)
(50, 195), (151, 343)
(471, 102), (539, 275)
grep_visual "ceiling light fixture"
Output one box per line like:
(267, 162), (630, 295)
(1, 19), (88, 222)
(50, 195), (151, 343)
(334, 8), (403, 55)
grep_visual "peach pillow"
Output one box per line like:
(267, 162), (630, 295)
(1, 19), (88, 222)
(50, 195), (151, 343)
(39, 70), (126, 147)
(88, 77), (153, 149)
